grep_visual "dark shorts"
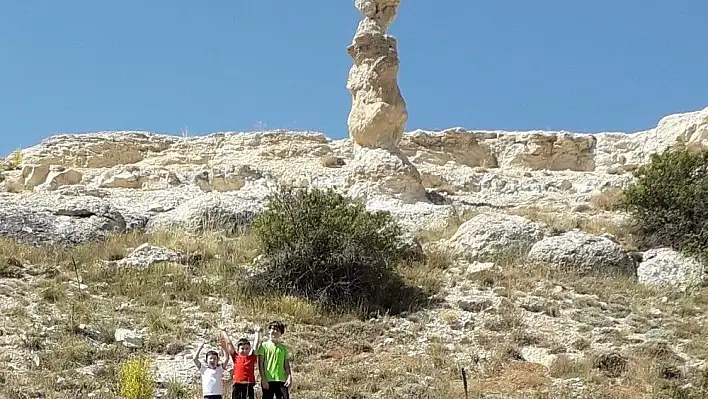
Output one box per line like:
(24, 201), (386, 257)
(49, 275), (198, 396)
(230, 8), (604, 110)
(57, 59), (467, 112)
(204, 396), (222, 399)
(262, 381), (290, 399)
(232, 382), (256, 399)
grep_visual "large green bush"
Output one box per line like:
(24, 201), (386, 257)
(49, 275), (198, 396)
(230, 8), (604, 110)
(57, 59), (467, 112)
(250, 186), (426, 314)
(619, 144), (708, 259)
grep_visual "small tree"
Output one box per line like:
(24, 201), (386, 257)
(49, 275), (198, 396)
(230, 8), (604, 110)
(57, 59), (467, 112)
(619, 144), (708, 259)
(250, 186), (425, 313)
(118, 355), (155, 399)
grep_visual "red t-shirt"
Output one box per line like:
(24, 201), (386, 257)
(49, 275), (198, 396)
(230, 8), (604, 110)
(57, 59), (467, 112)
(231, 353), (257, 383)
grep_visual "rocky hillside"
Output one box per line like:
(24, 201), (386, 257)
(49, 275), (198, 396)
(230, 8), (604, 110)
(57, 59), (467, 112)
(1, 107), (707, 398)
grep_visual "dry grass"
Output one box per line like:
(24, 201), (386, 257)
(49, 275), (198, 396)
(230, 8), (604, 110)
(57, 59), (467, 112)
(590, 188), (624, 211)
(0, 229), (461, 398)
(508, 206), (630, 238)
(1, 224), (706, 398)
(414, 202), (634, 249)
(547, 342), (708, 398)
(475, 362), (551, 396)
(465, 258), (708, 398)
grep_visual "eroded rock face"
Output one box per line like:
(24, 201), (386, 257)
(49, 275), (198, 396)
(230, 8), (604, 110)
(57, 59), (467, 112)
(401, 130), (596, 172)
(346, 0), (407, 149)
(194, 165), (263, 193)
(98, 166), (183, 190)
(0, 196), (126, 246)
(400, 130), (498, 168)
(22, 164), (50, 189)
(43, 167), (83, 190)
(497, 133), (596, 171)
(0, 106), (707, 252)
(19, 132), (178, 169)
(346, 147), (425, 202)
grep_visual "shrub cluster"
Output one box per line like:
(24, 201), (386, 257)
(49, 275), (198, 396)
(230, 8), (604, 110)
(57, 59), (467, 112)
(619, 144), (708, 260)
(250, 186), (426, 314)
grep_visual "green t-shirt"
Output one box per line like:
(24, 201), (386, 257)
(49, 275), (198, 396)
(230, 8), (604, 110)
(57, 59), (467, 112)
(257, 340), (289, 382)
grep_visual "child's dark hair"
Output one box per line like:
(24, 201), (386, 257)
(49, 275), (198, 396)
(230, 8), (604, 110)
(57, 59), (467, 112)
(205, 350), (219, 361)
(237, 338), (251, 349)
(268, 320), (286, 334)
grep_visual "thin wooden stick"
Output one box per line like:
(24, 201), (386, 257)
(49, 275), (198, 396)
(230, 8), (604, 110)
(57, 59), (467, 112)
(462, 367), (468, 399)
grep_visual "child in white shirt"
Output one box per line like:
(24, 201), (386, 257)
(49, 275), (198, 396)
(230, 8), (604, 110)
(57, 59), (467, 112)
(193, 342), (230, 399)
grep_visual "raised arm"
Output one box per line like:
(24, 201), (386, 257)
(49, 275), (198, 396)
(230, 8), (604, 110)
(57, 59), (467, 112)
(250, 326), (261, 356)
(220, 329), (235, 356)
(193, 342), (205, 369)
(220, 347), (231, 369)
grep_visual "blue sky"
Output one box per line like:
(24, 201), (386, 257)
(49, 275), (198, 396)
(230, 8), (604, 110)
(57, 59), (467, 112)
(1, 1), (707, 155)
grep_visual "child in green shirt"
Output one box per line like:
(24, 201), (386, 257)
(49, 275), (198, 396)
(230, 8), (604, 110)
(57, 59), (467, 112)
(257, 320), (292, 399)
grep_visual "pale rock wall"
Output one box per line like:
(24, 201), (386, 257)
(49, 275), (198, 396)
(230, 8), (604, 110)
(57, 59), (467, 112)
(1, 106), (707, 243)
(401, 105), (708, 174)
(7, 106), (707, 195)
(20, 131), (178, 168)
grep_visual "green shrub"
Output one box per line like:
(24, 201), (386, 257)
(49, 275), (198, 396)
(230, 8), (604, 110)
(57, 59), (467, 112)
(250, 186), (427, 314)
(118, 355), (155, 399)
(619, 145), (708, 259)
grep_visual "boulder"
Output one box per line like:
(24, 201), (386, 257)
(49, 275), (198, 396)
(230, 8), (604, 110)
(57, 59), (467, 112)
(447, 213), (544, 263)
(365, 198), (458, 237)
(637, 248), (706, 291)
(117, 243), (184, 269)
(145, 194), (262, 235)
(527, 231), (635, 276)
(347, 147), (425, 202)
(114, 328), (145, 348)
(0, 196), (126, 246)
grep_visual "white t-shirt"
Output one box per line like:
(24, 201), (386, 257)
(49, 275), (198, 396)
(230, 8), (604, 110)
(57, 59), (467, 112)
(200, 365), (223, 395)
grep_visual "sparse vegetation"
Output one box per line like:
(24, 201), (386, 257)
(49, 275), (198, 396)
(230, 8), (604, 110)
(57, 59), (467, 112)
(2, 149), (23, 170)
(0, 201), (458, 398)
(0, 173), (706, 398)
(620, 144), (708, 261)
(0, 225), (706, 398)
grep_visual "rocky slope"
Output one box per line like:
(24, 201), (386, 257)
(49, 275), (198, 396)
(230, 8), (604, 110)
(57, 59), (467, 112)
(1, 106), (707, 398)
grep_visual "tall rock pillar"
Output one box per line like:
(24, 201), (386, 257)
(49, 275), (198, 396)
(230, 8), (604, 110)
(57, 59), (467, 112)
(346, 0), (408, 149)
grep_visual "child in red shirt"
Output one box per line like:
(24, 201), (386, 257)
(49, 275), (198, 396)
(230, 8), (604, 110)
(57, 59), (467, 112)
(220, 326), (261, 399)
